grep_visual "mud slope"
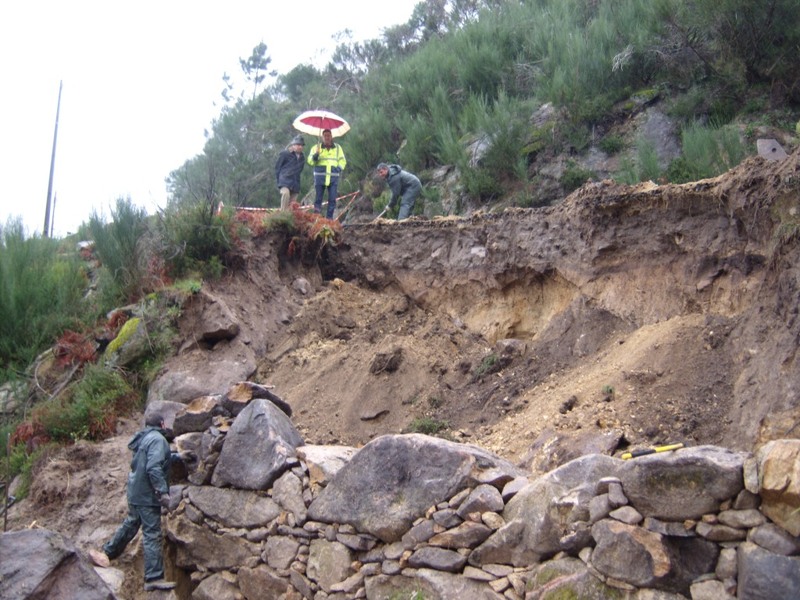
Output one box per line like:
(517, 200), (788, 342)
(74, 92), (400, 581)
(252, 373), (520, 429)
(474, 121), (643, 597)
(7, 151), (798, 600)
(252, 150), (800, 462)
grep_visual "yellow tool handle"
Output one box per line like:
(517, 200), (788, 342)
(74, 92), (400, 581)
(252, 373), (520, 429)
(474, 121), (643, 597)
(621, 442), (684, 460)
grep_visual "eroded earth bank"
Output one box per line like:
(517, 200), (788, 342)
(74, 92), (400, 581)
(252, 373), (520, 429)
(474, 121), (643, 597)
(4, 149), (800, 599)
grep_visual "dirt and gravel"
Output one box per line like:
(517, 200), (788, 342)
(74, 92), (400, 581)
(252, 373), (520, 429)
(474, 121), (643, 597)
(6, 147), (800, 599)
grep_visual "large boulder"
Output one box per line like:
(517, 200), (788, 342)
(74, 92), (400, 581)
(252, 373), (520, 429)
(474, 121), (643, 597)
(165, 515), (260, 570)
(471, 454), (621, 566)
(211, 398), (303, 490)
(591, 518), (719, 595)
(737, 541), (800, 599)
(188, 290), (241, 342)
(172, 395), (226, 435)
(307, 433), (525, 542)
(525, 557), (629, 599)
(147, 344), (257, 405)
(186, 486), (281, 528)
(297, 445), (357, 488)
(618, 446), (746, 520)
(103, 317), (150, 368)
(0, 529), (114, 600)
(756, 439), (800, 535)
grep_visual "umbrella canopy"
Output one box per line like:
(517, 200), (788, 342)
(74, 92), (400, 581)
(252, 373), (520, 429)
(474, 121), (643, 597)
(293, 110), (350, 138)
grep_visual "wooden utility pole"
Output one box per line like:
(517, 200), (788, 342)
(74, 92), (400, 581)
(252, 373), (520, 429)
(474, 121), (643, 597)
(43, 80), (63, 238)
(50, 193), (57, 238)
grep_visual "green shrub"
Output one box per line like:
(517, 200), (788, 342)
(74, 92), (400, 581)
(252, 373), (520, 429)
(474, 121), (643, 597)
(708, 97), (739, 125)
(637, 138), (661, 182)
(0, 420), (17, 463)
(473, 353), (499, 380)
(460, 92), (531, 182)
(615, 154), (639, 185)
(560, 121), (592, 154)
(742, 96), (768, 115)
(1, 443), (51, 500)
(158, 202), (233, 278)
(666, 121), (747, 183)
(265, 210), (296, 233)
(598, 134), (625, 155)
(407, 417), (449, 436)
(667, 88), (710, 122)
(432, 121), (465, 167)
(87, 197), (150, 306)
(463, 168), (502, 201)
(561, 162), (597, 193)
(422, 187), (444, 218)
(34, 364), (136, 442)
(0, 219), (88, 377)
(173, 278), (202, 294)
(614, 136), (662, 184)
(663, 156), (695, 184)
(7, 438), (31, 477)
(203, 255), (225, 280)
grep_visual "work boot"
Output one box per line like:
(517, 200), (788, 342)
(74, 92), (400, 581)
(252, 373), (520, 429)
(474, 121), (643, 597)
(88, 549), (110, 568)
(143, 578), (176, 591)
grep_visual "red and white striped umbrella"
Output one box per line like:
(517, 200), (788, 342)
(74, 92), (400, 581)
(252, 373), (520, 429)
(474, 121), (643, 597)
(292, 110), (350, 138)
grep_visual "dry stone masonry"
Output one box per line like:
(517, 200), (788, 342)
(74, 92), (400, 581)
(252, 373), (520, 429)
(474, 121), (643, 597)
(141, 386), (800, 600)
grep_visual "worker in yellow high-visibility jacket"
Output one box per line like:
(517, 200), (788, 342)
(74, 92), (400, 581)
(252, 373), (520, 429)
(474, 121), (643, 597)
(308, 129), (347, 219)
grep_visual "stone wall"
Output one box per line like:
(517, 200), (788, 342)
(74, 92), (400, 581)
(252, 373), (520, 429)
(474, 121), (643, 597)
(151, 394), (800, 600)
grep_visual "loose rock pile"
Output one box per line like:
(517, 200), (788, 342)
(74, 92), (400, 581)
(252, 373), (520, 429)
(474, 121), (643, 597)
(139, 385), (800, 600)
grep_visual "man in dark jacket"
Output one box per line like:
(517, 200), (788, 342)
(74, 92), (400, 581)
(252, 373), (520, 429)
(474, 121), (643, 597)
(91, 414), (188, 591)
(376, 163), (422, 220)
(275, 135), (306, 210)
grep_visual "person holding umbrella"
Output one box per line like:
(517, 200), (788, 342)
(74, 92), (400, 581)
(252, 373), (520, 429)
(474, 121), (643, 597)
(275, 135), (306, 210)
(308, 129), (347, 218)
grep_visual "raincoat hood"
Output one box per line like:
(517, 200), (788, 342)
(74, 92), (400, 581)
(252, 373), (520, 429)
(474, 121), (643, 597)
(128, 426), (161, 452)
(386, 164), (403, 178)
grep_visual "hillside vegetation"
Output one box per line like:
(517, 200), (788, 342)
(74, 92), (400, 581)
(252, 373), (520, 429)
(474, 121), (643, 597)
(1, 0), (799, 495)
(168, 0), (799, 211)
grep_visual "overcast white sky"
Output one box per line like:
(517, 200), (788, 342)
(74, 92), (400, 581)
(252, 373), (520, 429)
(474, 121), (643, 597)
(0, 0), (419, 237)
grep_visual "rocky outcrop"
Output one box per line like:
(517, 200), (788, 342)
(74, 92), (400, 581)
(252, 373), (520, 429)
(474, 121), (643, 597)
(307, 433), (525, 542)
(0, 529), (116, 600)
(210, 398), (304, 490)
(6, 384), (799, 599)
(143, 240), (316, 407)
(107, 386), (800, 599)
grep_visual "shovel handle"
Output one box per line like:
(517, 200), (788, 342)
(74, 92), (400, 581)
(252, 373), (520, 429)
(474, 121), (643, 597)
(621, 442), (684, 460)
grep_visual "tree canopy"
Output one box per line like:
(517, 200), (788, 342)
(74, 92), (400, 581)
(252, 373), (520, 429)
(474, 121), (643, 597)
(166, 0), (799, 210)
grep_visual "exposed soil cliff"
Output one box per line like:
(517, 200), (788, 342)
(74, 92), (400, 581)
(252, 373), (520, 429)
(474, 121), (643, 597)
(7, 148), (800, 599)
(261, 149), (800, 465)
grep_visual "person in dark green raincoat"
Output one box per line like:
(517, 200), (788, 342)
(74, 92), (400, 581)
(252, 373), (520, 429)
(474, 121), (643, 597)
(93, 413), (190, 591)
(375, 163), (422, 220)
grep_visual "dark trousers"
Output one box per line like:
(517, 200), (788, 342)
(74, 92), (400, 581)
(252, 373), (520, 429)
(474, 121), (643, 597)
(104, 503), (164, 582)
(398, 189), (420, 220)
(314, 179), (339, 219)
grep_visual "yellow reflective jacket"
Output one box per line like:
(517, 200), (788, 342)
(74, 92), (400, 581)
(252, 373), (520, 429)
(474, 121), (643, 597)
(308, 142), (347, 187)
